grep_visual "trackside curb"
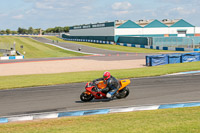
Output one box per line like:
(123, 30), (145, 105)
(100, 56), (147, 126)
(0, 101), (200, 124)
(0, 55), (24, 60)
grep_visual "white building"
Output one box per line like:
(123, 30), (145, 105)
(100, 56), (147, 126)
(64, 19), (200, 46)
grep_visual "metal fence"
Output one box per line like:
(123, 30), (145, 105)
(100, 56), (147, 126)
(152, 37), (200, 48)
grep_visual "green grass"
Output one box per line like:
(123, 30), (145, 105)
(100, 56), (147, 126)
(0, 61), (200, 90)
(0, 106), (199, 133)
(45, 36), (177, 53)
(0, 36), (85, 58)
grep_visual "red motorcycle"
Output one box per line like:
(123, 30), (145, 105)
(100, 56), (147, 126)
(80, 79), (130, 102)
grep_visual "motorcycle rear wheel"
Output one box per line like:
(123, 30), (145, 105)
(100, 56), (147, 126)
(116, 87), (129, 99)
(80, 92), (94, 102)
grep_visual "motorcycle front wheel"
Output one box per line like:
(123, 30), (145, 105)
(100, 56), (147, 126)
(116, 87), (130, 99)
(80, 91), (94, 102)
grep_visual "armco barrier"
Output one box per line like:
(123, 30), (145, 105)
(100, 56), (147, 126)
(146, 52), (200, 66)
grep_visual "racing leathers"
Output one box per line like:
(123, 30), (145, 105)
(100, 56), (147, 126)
(92, 75), (120, 97)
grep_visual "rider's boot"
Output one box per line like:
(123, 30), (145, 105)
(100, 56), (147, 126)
(106, 89), (118, 99)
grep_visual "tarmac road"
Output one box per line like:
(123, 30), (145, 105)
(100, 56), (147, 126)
(31, 37), (129, 55)
(0, 37), (152, 64)
(0, 73), (199, 117)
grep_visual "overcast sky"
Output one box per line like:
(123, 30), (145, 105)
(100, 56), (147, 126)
(0, 0), (199, 30)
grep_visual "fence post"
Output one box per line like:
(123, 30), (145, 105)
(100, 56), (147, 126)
(192, 39), (194, 48)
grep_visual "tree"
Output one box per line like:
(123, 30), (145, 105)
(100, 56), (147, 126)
(6, 29), (11, 34)
(18, 27), (28, 34)
(28, 27), (34, 34)
(46, 28), (55, 33)
(54, 27), (64, 33)
(17, 27), (23, 34)
(33, 28), (41, 34)
(0, 30), (6, 34)
(64, 26), (69, 32)
(11, 31), (18, 34)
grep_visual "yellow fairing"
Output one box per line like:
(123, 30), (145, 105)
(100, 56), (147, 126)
(118, 79), (131, 91)
(97, 81), (107, 89)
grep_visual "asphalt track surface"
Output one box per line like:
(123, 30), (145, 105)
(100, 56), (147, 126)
(0, 37), (198, 117)
(0, 73), (200, 117)
(0, 37), (152, 64)
(31, 37), (129, 55)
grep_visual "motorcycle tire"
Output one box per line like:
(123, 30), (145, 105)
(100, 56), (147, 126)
(80, 92), (94, 102)
(116, 87), (129, 99)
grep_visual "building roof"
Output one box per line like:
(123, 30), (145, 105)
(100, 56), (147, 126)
(170, 19), (194, 27)
(161, 19), (180, 26)
(117, 20), (142, 28)
(135, 19), (154, 27)
(144, 19), (168, 28)
(116, 19), (194, 28)
(69, 19), (194, 30)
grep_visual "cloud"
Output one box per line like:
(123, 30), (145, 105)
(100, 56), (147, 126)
(25, 9), (37, 15)
(113, 11), (130, 16)
(112, 2), (132, 10)
(82, 6), (92, 11)
(170, 7), (196, 15)
(1, 0), (200, 30)
(12, 15), (24, 19)
(24, 0), (94, 10)
(158, 0), (200, 4)
(35, 2), (54, 9)
(0, 13), (8, 18)
(111, 1), (132, 16)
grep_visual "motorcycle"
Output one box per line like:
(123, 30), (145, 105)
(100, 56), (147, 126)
(80, 79), (130, 102)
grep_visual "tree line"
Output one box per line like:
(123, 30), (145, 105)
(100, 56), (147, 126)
(0, 26), (69, 34)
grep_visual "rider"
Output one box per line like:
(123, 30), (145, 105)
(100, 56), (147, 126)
(92, 71), (120, 98)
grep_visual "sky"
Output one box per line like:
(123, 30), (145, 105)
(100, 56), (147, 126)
(0, 0), (200, 30)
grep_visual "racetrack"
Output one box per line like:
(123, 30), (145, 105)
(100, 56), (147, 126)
(0, 37), (199, 118)
(0, 37), (151, 76)
(0, 73), (199, 117)
(31, 37), (129, 55)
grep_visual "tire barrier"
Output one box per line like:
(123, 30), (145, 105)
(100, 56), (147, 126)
(146, 52), (200, 66)
(63, 38), (114, 45)
(63, 38), (200, 52)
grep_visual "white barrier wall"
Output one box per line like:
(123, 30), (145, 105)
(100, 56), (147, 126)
(115, 27), (197, 36)
(195, 27), (200, 34)
(115, 28), (143, 36)
(169, 27), (195, 34)
(70, 27), (114, 36)
(142, 28), (169, 35)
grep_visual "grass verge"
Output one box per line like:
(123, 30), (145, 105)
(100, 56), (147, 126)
(0, 36), (85, 58)
(0, 106), (199, 133)
(44, 36), (177, 53)
(0, 61), (200, 90)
